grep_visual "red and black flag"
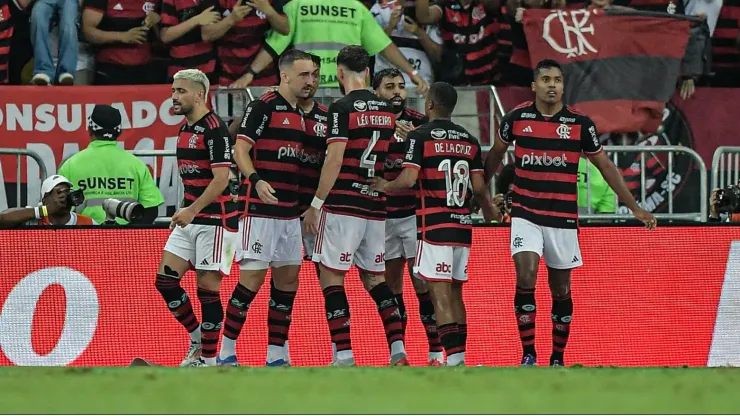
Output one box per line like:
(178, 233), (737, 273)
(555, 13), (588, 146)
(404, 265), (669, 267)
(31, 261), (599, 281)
(522, 8), (695, 133)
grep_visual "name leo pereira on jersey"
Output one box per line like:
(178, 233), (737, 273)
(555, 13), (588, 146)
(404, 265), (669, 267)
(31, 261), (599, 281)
(354, 113), (393, 128)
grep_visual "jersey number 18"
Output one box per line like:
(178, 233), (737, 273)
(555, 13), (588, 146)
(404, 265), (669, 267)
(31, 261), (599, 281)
(438, 159), (470, 207)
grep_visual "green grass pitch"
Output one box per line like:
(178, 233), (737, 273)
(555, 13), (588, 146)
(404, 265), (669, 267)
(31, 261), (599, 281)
(1, 367), (739, 414)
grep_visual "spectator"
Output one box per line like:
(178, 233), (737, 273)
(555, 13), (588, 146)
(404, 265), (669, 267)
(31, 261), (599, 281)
(627, 0), (684, 14)
(709, 0), (739, 87)
(30, 0), (80, 85)
(416, 0), (504, 86)
(371, 0), (443, 85)
(51, 14), (96, 84)
(0, 175), (96, 228)
(201, 0), (288, 87)
(160, 0), (221, 83)
(1, 0), (34, 84)
(578, 156), (616, 214)
(58, 104), (165, 224)
(231, 0), (428, 93)
(81, 0), (162, 85)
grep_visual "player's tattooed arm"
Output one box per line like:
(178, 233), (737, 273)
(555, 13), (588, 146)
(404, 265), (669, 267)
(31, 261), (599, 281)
(485, 115), (514, 183)
(471, 173), (500, 223)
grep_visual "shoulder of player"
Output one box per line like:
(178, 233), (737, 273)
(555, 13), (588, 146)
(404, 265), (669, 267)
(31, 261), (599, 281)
(506, 101), (534, 118)
(565, 107), (595, 126)
(316, 102), (329, 113)
(402, 107), (426, 122)
(328, 97), (351, 113)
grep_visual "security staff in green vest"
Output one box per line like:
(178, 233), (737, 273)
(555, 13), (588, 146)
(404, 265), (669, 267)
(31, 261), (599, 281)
(58, 105), (165, 224)
(578, 156), (616, 214)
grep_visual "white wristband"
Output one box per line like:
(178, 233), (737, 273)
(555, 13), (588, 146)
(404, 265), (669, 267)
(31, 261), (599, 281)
(311, 196), (324, 210)
(34, 206), (41, 220)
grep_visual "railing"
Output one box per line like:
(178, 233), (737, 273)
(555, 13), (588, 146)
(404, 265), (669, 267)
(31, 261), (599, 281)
(0, 148), (48, 210)
(711, 146), (740, 191)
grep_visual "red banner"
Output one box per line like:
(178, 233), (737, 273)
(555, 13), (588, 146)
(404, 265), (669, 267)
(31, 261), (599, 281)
(0, 85), (180, 211)
(522, 9), (691, 133)
(1, 227), (738, 367)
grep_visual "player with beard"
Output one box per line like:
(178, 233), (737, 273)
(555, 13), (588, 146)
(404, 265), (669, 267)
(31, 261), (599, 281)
(371, 81), (499, 367)
(157, 69), (239, 367)
(485, 59), (657, 367)
(303, 45), (407, 366)
(217, 49), (315, 367)
(372, 68), (444, 366)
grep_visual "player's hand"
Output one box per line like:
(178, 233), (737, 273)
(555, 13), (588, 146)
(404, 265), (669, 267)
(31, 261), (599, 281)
(122, 26), (149, 44)
(143, 12), (160, 29)
(303, 207), (320, 234)
(409, 71), (429, 95)
(196, 6), (221, 26)
(230, 73), (254, 89)
(370, 177), (388, 193)
(489, 201), (504, 223)
(470, 197), (481, 214)
(230, 0), (253, 22)
(255, 180), (279, 204)
(492, 193), (507, 214)
(170, 207), (196, 229)
(394, 121), (415, 141)
(632, 207), (657, 230)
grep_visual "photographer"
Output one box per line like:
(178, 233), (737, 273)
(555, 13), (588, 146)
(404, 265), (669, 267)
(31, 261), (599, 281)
(709, 184), (740, 222)
(492, 163), (516, 223)
(58, 104), (164, 225)
(0, 176), (96, 228)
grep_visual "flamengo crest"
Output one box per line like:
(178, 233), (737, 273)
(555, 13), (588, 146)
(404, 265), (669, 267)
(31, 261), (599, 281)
(542, 10), (598, 59)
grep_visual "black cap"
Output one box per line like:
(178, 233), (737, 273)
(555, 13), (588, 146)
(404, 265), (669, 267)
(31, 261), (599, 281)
(89, 105), (122, 139)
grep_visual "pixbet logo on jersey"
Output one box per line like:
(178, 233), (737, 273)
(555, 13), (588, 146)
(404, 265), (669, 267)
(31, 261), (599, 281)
(277, 144), (299, 160)
(521, 152), (568, 167)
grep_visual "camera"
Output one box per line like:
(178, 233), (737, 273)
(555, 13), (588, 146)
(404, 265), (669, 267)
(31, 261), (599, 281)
(716, 185), (740, 214)
(66, 189), (85, 207)
(102, 198), (144, 224)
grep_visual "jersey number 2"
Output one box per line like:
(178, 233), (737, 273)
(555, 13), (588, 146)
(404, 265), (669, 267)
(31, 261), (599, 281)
(438, 159), (470, 207)
(360, 131), (380, 177)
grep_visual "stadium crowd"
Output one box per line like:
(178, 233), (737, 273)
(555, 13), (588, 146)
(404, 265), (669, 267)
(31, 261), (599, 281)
(0, 0), (737, 88)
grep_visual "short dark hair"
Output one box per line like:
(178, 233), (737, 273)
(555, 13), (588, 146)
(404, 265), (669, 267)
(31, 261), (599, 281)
(429, 82), (458, 115)
(495, 164), (516, 194)
(337, 45), (370, 73)
(533, 59), (562, 79)
(278, 49), (314, 71)
(309, 53), (321, 68)
(371, 68), (403, 90)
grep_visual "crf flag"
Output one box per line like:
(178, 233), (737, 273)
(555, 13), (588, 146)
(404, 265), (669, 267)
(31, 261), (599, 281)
(522, 8), (692, 133)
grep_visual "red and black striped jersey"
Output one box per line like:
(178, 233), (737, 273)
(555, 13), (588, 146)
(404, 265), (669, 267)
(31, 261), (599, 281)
(83, 0), (153, 66)
(385, 107), (428, 219)
(712, 1), (740, 77)
(499, 102), (603, 229)
(403, 119), (483, 247)
(237, 91), (305, 219)
(177, 111), (239, 231)
(433, 0), (503, 85)
(297, 101), (328, 212)
(0, 0), (15, 84)
(213, 0), (284, 86)
(626, 0), (684, 14)
(161, 0), (216, 80)
(324, 89), (396, 220)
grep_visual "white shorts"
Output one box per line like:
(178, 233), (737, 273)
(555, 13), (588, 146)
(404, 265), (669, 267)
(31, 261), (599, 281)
(164, 224), (238, 276)
(238, 216), (303, 270)
(301, 225), (316, 261)
(385, 216), (417, 260)
(413, 240), (470, 283)
(312, 211), (385, 274)
(510, 217), (583, 269)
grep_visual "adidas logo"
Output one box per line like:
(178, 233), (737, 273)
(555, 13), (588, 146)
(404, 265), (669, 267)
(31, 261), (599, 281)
(572, 255), (579, 263)
(113, 2), (123, 10)
(282, 118), (290, 125)
(522, 126), (533, 133)
(200, 259), (209, 266)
